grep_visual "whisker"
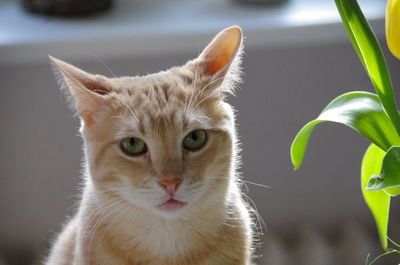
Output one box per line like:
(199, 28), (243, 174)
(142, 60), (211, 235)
(242, 191), (266, 255)
(242, 180), (271, 189)
(187, 75), (226, 116)
(99, 187), (153, 194)
(92, 54), (117, 78)
(190, 88), (220, 114)
(114, 93), (139, 123)
(185, 71), (199, 115)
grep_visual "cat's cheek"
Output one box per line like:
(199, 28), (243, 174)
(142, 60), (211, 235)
(173, 181), (204, 204)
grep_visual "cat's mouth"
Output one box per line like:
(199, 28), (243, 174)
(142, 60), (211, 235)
(157, 198), (187, 211)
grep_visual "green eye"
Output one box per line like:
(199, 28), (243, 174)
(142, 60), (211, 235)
(183, 129), (207, 151)
(120, 137), (147, 155)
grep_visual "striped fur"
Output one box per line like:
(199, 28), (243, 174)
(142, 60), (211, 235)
(46, 26), (254, 265)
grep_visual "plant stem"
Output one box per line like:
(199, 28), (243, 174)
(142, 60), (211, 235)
(388, 237), (400, 249)
(366, 249), (400, 265)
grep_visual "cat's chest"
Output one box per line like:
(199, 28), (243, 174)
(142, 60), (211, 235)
(83, 214), (188, 246)
(89, 231), (239, 265)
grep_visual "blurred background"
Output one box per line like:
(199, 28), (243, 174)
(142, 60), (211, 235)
(1, 0), (400, 264)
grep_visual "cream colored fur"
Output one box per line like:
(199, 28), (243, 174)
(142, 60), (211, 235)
(45, 26), (254, 265)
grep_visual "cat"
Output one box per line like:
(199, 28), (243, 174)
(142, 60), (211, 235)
(46, 26), (254, 265)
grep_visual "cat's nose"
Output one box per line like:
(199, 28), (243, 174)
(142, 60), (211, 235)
(158, 177), (182, 196)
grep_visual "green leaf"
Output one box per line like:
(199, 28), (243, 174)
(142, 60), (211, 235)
(291, 92), (400, 169)
(385, 186), (400, 197)
(361, 144), (391, 250)
(335, 0), (400, 136)
(367, 146), (400, 196)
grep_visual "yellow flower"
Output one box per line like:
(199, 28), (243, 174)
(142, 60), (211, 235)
(386, 0), (400, 59)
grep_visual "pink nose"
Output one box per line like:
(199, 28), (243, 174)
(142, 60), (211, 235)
(158, 178), (182, 195)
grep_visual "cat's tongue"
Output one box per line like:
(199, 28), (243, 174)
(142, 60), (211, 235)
(157, 198), (186, 210)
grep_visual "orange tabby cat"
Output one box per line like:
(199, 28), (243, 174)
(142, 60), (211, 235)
(46, 26), (254, 265)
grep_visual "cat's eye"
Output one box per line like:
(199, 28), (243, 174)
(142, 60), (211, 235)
(120, 137), (148, 156)
(183, 129), (207, 151)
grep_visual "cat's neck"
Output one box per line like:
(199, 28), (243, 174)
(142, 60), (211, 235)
(78, 178), (232, 257)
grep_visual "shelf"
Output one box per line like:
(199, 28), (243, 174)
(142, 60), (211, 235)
(0, 0), (386, 66)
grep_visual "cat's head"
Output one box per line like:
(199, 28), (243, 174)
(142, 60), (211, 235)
(51, 26), (243, 219)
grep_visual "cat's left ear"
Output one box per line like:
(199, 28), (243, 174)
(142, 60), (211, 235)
(49, 56), (113, 126)
(192, 25), (243, 95)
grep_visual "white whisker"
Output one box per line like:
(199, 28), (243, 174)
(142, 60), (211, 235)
(242, 180), (271, 189)
(92, 54), (117, 78)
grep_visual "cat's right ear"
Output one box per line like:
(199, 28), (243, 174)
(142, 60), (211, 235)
(49, 56), (112, 126)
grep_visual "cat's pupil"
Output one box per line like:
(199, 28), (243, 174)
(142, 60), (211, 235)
(191, 133), (198, 141)
(130, 138), (136, 145)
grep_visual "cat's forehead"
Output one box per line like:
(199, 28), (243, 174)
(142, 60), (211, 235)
(109, 69), (216, 135)
(112, 69), (191, 112)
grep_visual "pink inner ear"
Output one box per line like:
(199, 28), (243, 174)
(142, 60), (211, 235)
(51, 56), (112, 97)
(82, 79), (111, 96)
(201, 26), (242, 76)
(205, 51), (231, 76)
